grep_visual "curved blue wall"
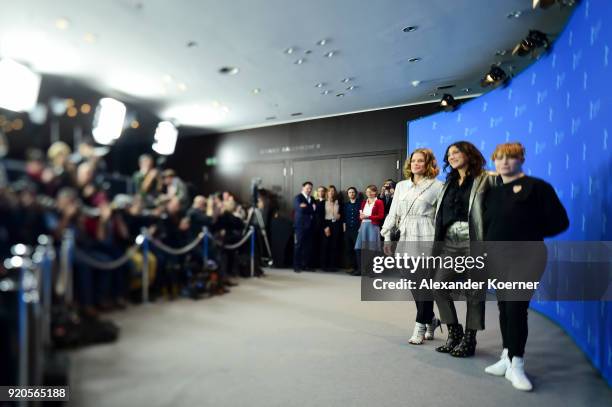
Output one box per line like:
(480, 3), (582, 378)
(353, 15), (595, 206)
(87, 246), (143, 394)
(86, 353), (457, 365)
(408, 0), (611, 385)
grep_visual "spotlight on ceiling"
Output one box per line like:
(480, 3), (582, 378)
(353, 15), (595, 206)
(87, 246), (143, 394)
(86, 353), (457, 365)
(539, 0), (580, 8)
(512, 30), (550, 57)
(92, 98), (126, 145)
(0, 59), (41, 112)
(532, 0), (557, 8)
(439, 94), (456, 111)
(152, 121), (178, 156)
(481, 65), (508, 88)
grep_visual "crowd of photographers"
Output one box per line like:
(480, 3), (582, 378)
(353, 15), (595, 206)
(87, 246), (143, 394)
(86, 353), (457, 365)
(0, 139), (263, 321)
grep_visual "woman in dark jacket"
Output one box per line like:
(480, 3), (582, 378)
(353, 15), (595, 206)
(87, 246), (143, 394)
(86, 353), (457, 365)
(482, 142), (568, 391)
(432, 141), (496, 357)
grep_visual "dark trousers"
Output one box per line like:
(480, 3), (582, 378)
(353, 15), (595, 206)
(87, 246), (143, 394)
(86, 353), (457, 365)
(343, 227), (359, 270)
(415, 300), (435, 324)
(311, 224), (323, 268)
(432, 222), (485, 331)
(498, 300), (530, 359)
(433, 274), (486, 330)
(321, 220), (341, 269)
(293, 227), (313, 269)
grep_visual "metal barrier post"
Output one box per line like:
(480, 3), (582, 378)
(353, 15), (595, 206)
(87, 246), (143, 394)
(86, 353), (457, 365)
(60, 229), (75, 305)
(38, 237), (54, 349)
(18, 264), (29, 391)
(141, 228), (150, 304)
(202, 226), (209, 265)
(250, 226), (255, 277)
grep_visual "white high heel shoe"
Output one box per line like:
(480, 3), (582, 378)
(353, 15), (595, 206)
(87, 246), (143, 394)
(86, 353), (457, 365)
(408, 323), (426, 345)
(425, 317), (442, 340)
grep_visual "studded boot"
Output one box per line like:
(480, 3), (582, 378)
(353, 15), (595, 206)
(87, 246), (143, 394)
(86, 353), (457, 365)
(450, 328), (477, 357)
(435, 324), (464, 353)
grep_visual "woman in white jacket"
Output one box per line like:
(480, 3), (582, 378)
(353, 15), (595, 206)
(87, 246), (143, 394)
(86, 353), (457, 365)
(381, 148), (444, 344)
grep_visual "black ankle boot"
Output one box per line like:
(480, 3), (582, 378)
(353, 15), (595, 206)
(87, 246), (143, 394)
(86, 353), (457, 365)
(450, 328), (477, 357)
(435, 324), (464, 353)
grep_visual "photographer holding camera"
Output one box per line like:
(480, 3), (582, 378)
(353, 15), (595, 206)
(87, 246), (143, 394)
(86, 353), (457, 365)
(378, 179), (396, 224)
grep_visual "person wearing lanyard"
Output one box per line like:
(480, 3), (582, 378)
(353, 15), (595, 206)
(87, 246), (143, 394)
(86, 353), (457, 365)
(483, 142), (568, 391)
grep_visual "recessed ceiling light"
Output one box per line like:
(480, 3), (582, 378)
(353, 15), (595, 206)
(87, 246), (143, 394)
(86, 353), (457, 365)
(315, 83), (325, 88)
(83, 33), (97, 43)
(346, 85), (356, 91)
(506, 10), (522, 18)
(316, 39), (328, 46)
(411, 80), (421, 87)
(321, 90), (331, 95)
(336, 93), (345, 97)
(304, 50), (312, 54)
(437, 84), (456, 90)
(219, 66), (239, 75)
(294, 58), (305, 65)
(80, 103), (91, 114)
(131, 120), (140, 129)
(177, 83), (187, 91)
(284, 47), (295, 54)
(341, 77), (352, 83)
(495, 50), (508, 56)
(66, 106), (78, 117)
(408, 57), (422, 63)
(291, 112), (302, 116)
(402, 26), (418, 32)
(462, 88), (471, 93)
(186, 41), (198, 48)
(252, 88), (261, 94)
(429, 92), (438, 97)
(324, 51), (337, 58)
(265, 116), (276, 120)
(55, 18), (70, 30)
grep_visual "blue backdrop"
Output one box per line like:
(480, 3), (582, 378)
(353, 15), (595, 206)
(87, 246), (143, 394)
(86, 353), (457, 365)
(408, 0), (611, 385)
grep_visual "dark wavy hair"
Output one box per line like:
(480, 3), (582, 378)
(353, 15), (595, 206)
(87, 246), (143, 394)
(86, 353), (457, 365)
(442, 141), (486, 180)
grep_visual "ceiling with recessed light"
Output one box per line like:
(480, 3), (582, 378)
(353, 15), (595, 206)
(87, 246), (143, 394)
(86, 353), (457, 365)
(0, 0), (575, 134)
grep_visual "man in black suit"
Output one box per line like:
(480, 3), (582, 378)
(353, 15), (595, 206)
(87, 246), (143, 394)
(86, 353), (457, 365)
(293, 181), (315, 272)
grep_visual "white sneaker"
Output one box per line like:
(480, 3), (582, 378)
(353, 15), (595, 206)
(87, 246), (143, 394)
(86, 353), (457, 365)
(408, 323), (426, 345)
(425, 317), (442, 340)
(505, 356), (533, 391)
(485, 348), (510, 376)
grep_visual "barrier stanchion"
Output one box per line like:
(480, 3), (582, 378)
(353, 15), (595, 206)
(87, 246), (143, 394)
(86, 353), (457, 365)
(250, 226), (255, 277)
(140, 228), (150, 304)
(34, 236), (54, 352)
(202, 226), (209, 265)
(18, 263), (28, 392)
(60, 229), (75, 305)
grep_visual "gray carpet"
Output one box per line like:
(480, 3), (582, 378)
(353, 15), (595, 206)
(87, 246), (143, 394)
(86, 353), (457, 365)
(68, 269), (611, 407)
